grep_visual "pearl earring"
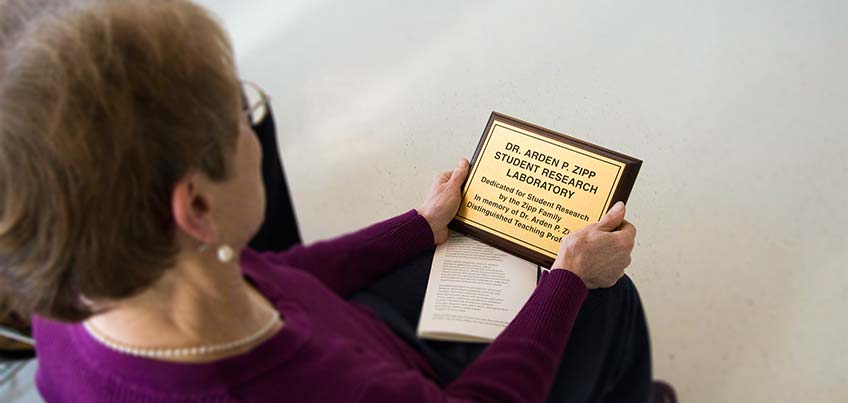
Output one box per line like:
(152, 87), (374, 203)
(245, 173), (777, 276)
(217, 244), (235, 263)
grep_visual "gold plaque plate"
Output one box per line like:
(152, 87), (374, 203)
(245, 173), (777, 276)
(451, 112), (641, 267)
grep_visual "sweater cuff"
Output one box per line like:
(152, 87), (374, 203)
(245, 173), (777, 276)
(503, 269), (588, 341)
(378, 209), (435, 255)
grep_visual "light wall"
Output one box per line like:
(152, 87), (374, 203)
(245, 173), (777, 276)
(197, 1), (848, 402)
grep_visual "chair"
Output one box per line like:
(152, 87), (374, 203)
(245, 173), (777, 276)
(247, 106), (302, 252)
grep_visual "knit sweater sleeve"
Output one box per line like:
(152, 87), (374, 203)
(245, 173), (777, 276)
(257, 209), (435, 296)
(355, 269), (588, 403)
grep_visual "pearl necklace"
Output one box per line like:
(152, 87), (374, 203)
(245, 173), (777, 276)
(83, 307), (281, 359)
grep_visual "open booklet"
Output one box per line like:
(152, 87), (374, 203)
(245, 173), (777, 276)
(417, 231), (544, 343)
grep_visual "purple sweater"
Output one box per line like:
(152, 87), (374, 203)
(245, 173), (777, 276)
(33, 210), (588, 402)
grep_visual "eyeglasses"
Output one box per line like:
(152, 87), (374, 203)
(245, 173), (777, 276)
(191, 80), (271, 167)
(241, 80), (271, 126)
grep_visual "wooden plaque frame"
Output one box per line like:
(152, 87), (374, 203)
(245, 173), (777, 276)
(449, 112), (642, 268)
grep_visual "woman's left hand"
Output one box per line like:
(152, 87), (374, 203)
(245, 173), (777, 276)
(417, 158), (470, 245)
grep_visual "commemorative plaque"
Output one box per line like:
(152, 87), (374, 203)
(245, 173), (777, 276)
(450, 112), (642, 268)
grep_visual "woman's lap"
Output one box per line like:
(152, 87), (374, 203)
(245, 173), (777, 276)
(348, 252), (486, 383)
(350, 251), (653, 403)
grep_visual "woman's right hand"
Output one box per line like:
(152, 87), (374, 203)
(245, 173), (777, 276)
(551, 201), (636, 289)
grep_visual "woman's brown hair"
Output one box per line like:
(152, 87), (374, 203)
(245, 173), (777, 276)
(0, 0), (243, 322)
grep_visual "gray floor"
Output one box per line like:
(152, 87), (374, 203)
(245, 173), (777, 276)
(196, 1), (848, 402)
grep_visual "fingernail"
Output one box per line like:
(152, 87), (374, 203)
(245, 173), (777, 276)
(611, 201), (624, 212)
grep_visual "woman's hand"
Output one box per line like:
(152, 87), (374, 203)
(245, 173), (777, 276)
(551, 201), (636, 289)
(417, 159), (470, 245)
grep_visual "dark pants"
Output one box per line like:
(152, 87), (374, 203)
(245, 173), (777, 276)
(248, 110), (653, 403)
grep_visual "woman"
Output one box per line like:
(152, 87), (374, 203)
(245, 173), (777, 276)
(0, 0), (651, 401)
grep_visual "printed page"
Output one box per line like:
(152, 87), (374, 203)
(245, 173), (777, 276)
(417, 232), (537, 342)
